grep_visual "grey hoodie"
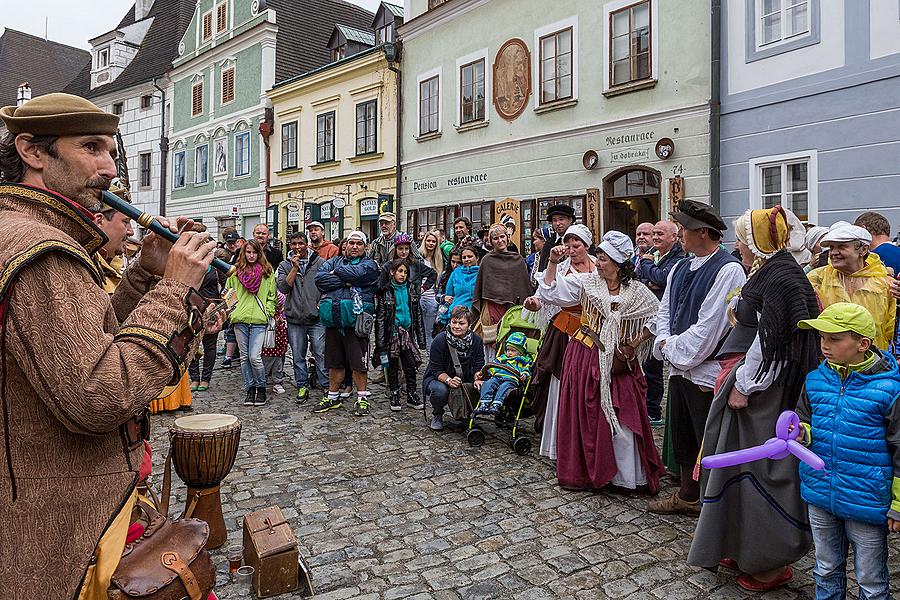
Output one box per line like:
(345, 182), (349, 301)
(276, 251), (323, 325)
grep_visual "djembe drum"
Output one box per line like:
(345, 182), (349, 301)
(169, 413), (242, 549)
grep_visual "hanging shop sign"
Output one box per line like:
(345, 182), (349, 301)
(320, 204), (331, 220)
(668, 176), (685, 214)
(360, 198), (379, 220)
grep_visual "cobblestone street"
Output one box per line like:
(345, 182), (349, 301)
(151, 356), (900, 600)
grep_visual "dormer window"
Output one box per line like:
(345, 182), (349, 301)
(331, 45), (346, 62)
(97, 47), (109, 69)
(376, 24), (393, 44)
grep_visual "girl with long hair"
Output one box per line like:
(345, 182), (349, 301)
(419, 230), (445, 347)
(226, 239), (277, 406)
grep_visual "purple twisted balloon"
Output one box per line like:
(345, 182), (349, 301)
(701, 410), (825, 471)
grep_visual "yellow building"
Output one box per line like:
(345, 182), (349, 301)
(267, 39), (400, 246)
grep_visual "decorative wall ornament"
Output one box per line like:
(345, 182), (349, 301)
(492, 38), (531, 121)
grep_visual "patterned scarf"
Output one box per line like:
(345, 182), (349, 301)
(580, 276), (659, 435)
(446, 329), (473, 355)
(238, 263), (263, 294)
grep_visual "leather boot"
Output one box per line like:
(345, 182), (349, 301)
(255, 386), (267, 406)
(244, 387), (256, 406)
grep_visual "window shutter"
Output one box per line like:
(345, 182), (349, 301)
(222, 69), (235, 103)
(192, 83), (203, 116)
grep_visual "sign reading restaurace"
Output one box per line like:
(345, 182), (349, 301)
(412, 172), (489, 193)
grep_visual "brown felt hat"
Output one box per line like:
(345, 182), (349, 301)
(0, 93), (119, 136)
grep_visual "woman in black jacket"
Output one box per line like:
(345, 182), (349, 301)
(422, 305), (485, 431)
(375, 259), (426, 412)
(189, 266), (224, 391)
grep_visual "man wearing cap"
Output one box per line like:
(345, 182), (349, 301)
(648, 199), (746, 516)
(315, 230), (380, 415)
(306, 220), (339, 260)
(222, 227), (242, 262)
(808, 222), (895, 350)
(369, 212), (422, 267)
(0, 93), (218, 597)
(536, 203), (577, 272)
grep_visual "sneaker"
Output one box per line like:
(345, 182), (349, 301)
(650, 418), (665, 428)
(254, 386), (267, 406)
(406, 390), (424, 410)
(489, 402), (502, 415)
(430, 415), (444, 431)
(389, 389), (402, 412)
(296, 386), (310, 404)
(647, 491), (701, 516)
(189, 380), (200, 391)
(273, 384), (285, 395)
(473, 402), (491, 415)
(354, 396), (370, 416)
(222, 357), (233, 368)
(313, 396), (342, 413)
(243, 387), (256, 406)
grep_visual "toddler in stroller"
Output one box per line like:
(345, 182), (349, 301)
(474, 332), (533, 416)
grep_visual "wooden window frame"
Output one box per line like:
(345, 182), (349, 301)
(608, 1), (652, 87)
(281, 121), (298, 170)
(538, 27), (573, 104)
(139, 152), (151, 188)
(112, 102), (124, 115)
(355, 100), (377, 156)
(418, 76), (440, 135)
(202, 11), (213, 41)
(331, 45), (346, 62)
(221, 67), (235, 104)
(140, 95), (152, 109)
(216, 2), (227, 33)
(459, 59), (485, 125)
(191, 81), (203, 117)
(316, 111), (336, 164)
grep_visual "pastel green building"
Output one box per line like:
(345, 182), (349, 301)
(398, 0), (712, 251)
(165, 0), (374, 239)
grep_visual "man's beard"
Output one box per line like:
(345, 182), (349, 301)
(44, 160), (110, 210)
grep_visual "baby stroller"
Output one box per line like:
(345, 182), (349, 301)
(467, 305), (542, 455)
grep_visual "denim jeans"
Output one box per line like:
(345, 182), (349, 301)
(286, 322), (328, 388)
(426, 379), (450, 417)
(479, 377), (518, 408)
(420, 292), (438, 349)
(233, 323), (266, 390)
(808, 504), (890, 600)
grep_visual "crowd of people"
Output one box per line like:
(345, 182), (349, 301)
(196, 198), (900, 598)
(3, 92), (900, 599)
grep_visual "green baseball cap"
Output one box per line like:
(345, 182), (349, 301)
(798, 302), (876, 340)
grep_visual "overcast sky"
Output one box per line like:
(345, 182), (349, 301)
(2, 0), (392, 49)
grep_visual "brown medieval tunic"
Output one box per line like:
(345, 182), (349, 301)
(0, 183), (202, 599)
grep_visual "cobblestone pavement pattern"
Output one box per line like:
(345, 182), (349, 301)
(150, 354), (900, 599)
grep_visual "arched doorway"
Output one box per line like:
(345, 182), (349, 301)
(603, 166), (661, 234)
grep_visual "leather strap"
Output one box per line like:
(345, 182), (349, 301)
(161, 551), (202, 600)
(160, 446), (172, 518)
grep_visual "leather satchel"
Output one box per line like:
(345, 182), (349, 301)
(108, 501), (216, 600)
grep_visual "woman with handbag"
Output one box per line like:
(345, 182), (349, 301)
(226, 239), (276, 407)
(422, 306), (485, 431)
(472, 225), (535, 362)
(556, 231), (665, 492)
(528, 224), (596, 459)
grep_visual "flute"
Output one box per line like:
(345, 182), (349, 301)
(100, 190), (236, 277)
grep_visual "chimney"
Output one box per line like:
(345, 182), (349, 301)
(134, 0), (154, 20)
(16, 83), (32, 106)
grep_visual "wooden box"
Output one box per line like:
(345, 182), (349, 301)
(242, 506), (299, 598)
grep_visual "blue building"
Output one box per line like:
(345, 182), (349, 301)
(719, 0), (900, 233)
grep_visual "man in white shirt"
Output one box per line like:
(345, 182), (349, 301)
(647, 200), (746, 516)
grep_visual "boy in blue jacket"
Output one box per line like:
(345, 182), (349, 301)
(795, 302), (900, 600)
(474, 332), (533, 416)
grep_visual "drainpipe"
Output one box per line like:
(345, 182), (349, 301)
(152, 78), (168, 217)
(260, 107), (276, 237)
(387, 42), (402, 217)
(709, 0), (722, 212)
